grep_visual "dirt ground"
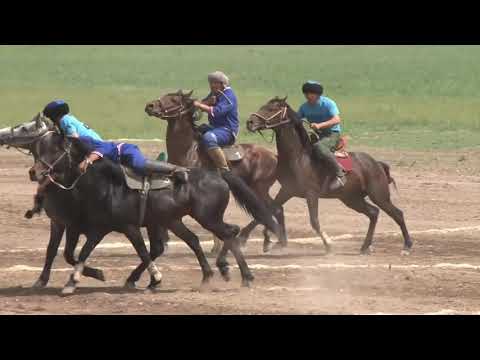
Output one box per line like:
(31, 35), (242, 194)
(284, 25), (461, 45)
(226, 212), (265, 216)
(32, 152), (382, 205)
(0, 142), (479, 314)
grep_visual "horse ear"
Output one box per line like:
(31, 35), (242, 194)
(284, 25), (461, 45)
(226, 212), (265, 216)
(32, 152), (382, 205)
(183, 89), (194, 98)
(281, 96), (288, 103)
(35, 112), (43, 128)
(177, 89), (183, 96)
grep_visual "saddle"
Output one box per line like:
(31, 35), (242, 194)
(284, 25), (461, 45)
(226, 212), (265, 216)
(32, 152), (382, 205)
(310, 134), (353, 172)
(120, 166), (172, 225)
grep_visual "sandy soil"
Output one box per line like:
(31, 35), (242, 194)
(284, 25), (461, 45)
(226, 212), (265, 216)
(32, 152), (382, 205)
(0, 142), (479, 314)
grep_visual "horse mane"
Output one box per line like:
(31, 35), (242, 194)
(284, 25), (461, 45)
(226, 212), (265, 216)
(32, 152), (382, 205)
(285, 103), (313, 155)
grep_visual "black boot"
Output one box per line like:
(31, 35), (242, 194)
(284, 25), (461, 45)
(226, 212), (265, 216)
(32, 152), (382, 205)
(144, 160), (189, 183)
(316, 150), (346, 193)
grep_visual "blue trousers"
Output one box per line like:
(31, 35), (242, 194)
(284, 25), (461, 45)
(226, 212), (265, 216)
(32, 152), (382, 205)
(119, 143), (147, 175)
(200, 126), (235, 150)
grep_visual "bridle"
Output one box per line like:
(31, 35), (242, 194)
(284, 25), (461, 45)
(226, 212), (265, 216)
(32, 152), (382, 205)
(250, 106), (289, 143)
(34, 132), (84, 191)
(157, 99), (195, 120)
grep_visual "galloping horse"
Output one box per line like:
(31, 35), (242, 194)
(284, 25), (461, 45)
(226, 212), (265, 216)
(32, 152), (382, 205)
(0, 115), (106, 288)
(145, 90), (286, 253)
(28, 130), (280, 293)
(247, 97), (413, 254)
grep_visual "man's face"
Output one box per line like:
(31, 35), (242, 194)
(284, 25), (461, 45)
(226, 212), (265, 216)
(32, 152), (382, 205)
(209, 81), (224, 93)
(305, 92), (320, 104)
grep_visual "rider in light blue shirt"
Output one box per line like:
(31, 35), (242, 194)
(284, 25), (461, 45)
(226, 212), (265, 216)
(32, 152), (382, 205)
(25, 100), (102, 219)
(42, 100), (102, 140)
(297, 81), (345, 192)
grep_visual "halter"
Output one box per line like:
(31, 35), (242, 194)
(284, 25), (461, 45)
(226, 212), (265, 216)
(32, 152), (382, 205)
(250, 106), (290, 143)
(158, 102), (195, 120)
(250, 107), (289, 129)
(34, 132), (84, 191)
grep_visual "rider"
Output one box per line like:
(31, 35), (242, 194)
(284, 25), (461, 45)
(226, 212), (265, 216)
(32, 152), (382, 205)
(192, 71), (239, 173)
(297, 81), (346, 192)
(43, 100), (102, 140)
(76, 136), (188, 180)
(26, 100), (103, 218)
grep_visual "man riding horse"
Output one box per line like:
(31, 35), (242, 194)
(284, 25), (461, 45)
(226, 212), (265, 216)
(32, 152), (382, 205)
(26, 100), (104, 218)
(297, 81), (346, 192)
(192, 71), (239, 173)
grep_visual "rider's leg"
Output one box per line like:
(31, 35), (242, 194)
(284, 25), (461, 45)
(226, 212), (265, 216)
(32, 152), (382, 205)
(121, 144), (187, 179)
(201, 128), (234, 172)
(25, 178), (50, 219)
(311, 133), (345, 191)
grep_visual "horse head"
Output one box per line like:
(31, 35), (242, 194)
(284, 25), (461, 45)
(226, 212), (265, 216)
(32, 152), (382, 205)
(0, 113), (54, 150)
(145, 89), (195, 121)
(246, 96), (290, 132)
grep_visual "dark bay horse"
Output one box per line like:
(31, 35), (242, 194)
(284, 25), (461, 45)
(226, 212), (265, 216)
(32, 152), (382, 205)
(145, 90), (286, 253)
(0, 115), (106, 288)
(247, 97), (413, 254)
(30, 131), (280, 293)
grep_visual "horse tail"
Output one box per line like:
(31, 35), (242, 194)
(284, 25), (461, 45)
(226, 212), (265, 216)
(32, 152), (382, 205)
(221, 171), (279, 236)
(378, 161), (398, 193)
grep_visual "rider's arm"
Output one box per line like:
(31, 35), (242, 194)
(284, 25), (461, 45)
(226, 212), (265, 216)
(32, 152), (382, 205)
(193, 101), (213, 114)
(311, 115), (341, 130)
(209, 95), (235, 117)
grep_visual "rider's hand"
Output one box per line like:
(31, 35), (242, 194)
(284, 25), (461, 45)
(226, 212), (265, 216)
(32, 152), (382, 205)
(310, 123), (322, 130)
(193, 100), (202, 107)
(78, 159), (90, 173)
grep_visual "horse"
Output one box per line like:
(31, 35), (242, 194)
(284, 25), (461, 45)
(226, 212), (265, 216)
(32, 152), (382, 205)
(145, 89), (286, 253)
(0, 114), (107, 288)
(246, 97), (413, 254)
(29, 130), (280, 294)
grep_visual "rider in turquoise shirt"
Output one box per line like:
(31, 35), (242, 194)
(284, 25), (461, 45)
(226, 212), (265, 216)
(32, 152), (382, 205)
(297, 81), (345, 192)
(25, 100), (102, 219)
(43, 100), (102, 140)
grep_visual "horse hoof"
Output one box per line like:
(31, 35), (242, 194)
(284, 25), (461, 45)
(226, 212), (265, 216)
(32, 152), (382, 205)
(220, 270), (231, 282)
(32, 278), (47, 289)
(124, 281), (137, 290)
(401, 249), (411, 256)
(272, 242), (286, 251)
(24, 211), (34, 219)
(61, 285), (76, 296)
(360, 247), (372, 255)
(263, 241), (272, 253)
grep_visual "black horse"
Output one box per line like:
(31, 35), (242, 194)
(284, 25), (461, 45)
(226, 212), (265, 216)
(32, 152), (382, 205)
(0, 115), (107, 288)
(29, 131), (280, 294)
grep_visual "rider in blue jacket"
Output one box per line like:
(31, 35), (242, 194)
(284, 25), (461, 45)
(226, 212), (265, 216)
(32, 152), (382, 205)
(76, 136), (187, 178)
(192, 71), (239, 172)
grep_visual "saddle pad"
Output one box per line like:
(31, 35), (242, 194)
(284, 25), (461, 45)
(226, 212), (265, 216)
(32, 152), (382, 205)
(121, 166), (171, 191)
(222, 145), (244, 162)
(335, 153), (353, 172)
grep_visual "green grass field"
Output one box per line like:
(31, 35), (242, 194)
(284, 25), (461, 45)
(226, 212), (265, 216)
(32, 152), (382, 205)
(1, 45), (479, 150)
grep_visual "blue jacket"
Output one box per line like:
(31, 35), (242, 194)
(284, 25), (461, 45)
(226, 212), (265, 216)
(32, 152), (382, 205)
(203, 87), (239, 136)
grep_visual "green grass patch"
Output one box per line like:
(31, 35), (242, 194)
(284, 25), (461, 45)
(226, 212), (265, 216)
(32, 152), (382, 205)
(1, 45), (479, 150)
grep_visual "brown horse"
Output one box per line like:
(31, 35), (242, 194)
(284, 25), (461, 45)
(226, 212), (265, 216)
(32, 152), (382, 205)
(145, 90), (286, 253)
(246, 97), (413, 254)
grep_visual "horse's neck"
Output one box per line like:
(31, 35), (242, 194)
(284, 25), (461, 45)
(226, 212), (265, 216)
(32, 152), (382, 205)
(275, 122), (308, 164)
(165, 117), (199, 167)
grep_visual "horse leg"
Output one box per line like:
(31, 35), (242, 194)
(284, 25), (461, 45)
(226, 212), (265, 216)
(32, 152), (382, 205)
(372, 199), (413, 253)
(61, 228), (110, 296)
(33, 220), (64, 288)
(125, 224), (166, 289)
(158, 226), (170, 255)
(202, 221), (252, 287)
(215, 244), (230, 282)
(367, 178), (413, 253)
(306, 194), (333, 253)
(63, 226), (105, 282)
(169, 220), (214, 286)
(226, 236), (254, 287)
(341, 196), (379, 254)
(272, 186), (292, 248)
(211, 235), (223, 255)
(237, 220), (258, 246)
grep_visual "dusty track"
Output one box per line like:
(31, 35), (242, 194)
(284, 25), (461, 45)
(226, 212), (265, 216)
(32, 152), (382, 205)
(0, 143), (479, 314)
